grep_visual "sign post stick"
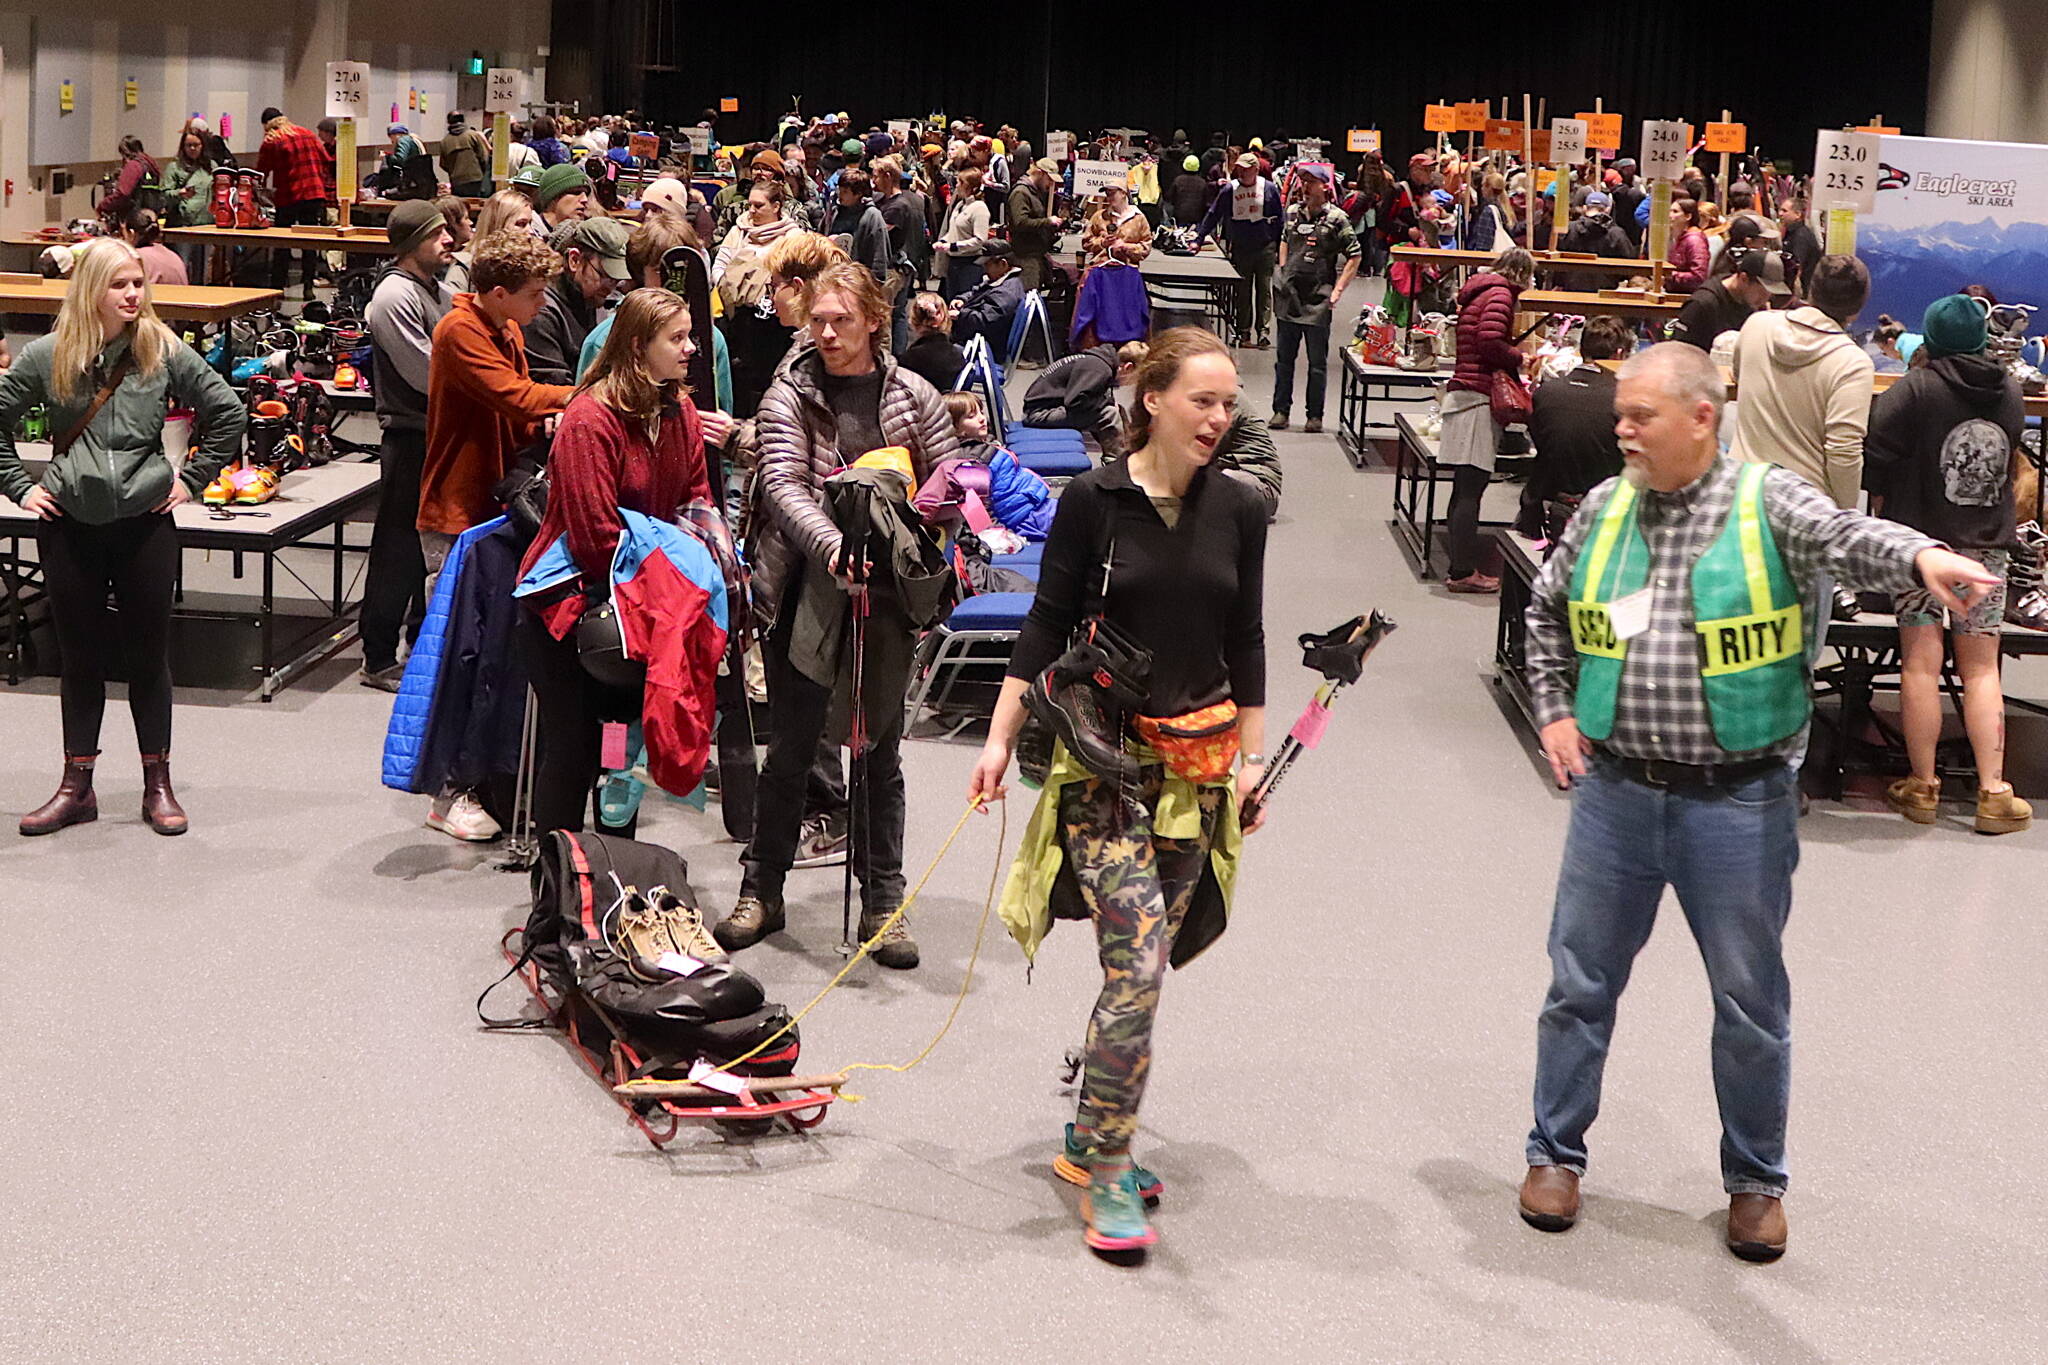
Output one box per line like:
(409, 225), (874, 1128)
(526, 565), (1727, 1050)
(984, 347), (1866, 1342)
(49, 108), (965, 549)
(1521, 94), (1536, 247)
(1718, 109), (1732, 213)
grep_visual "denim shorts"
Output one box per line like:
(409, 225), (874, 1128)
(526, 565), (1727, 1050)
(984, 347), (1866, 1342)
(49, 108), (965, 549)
(1894, 547), (2008, 635)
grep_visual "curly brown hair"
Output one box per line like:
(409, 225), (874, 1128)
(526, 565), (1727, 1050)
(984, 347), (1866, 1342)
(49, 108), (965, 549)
(469, 230), (561, 295)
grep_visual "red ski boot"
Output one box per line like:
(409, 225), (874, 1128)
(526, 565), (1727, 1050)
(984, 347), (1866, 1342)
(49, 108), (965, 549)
(210, 168), (236, 228)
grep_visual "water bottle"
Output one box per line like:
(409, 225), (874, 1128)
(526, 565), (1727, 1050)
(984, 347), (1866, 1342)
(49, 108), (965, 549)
(21, 404), (47, 443)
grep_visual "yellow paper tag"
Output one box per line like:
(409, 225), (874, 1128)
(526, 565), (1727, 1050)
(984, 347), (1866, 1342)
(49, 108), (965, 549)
(124, 79), (139, 110)
(1824, 207), (1858, 256)
(59, 82), (75, 114)
(336, 118), (358, 201)
(492, 111), (511, 182)
(1648, 179), (1673, 264)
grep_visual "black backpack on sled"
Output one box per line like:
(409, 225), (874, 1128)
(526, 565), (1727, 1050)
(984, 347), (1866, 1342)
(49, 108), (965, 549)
(494, 830), (800, 1078)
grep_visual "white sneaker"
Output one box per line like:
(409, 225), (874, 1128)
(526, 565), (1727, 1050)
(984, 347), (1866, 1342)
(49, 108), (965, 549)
(427, 790), (501, 842)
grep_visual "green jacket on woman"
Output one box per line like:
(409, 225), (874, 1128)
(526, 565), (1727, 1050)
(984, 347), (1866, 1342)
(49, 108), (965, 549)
(160, 159), (216, 227)
(0, 332), (245, 524)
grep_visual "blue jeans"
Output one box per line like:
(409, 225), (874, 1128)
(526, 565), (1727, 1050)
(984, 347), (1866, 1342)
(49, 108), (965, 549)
(1272, 318), (1330, 420)
(1528, 756), (1800, 1197)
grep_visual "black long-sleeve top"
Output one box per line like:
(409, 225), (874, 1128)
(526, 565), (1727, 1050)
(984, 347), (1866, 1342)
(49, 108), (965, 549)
(1007, 460), (1267, 714)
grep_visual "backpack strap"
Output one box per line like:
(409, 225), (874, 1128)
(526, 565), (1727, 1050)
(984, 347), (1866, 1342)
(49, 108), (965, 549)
(53, 351), (137, 458)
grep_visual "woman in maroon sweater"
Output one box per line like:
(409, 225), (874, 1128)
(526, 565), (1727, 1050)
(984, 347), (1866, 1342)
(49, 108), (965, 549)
(517, 288), (733, 833)
(1666, 197), (1711, 292)
(1437, 248), (1533, 592)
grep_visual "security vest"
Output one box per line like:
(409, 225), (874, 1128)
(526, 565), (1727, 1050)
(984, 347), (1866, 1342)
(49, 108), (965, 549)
(1568, 462), (1808, 753)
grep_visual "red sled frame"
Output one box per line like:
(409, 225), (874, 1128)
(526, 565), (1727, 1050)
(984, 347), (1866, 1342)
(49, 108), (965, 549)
(498, 927), (843, 1148)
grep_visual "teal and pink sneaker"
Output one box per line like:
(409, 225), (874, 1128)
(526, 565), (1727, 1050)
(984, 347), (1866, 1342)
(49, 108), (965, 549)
(1054, 1123), (1162, 1205)
(1082, 1166), (1157, 1255)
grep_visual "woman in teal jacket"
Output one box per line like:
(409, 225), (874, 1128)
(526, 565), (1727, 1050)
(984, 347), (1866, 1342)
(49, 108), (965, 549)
(0, 239), (244, 836)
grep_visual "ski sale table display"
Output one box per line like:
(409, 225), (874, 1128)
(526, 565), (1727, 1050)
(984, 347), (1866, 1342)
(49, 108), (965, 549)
(1390, 246), (1652, 280)
(1336, 348), (1444, 470)
(162, 225), (399, 285)
(1518, 288), (1684, 323)
(1391, 411), (1515, 580)
(0, 453), (382, 700)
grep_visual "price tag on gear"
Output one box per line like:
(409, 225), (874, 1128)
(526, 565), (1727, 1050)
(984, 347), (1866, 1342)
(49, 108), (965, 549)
(1812, 129), (1880, 213)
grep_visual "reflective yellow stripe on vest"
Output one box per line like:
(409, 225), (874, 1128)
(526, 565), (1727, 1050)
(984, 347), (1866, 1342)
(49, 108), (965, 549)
(1696, 463), (1802, 677)
(1568, 481), (1638, 660)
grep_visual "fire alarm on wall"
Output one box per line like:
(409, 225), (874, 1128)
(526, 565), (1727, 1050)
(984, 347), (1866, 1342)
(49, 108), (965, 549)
(535, 45), (549, 57)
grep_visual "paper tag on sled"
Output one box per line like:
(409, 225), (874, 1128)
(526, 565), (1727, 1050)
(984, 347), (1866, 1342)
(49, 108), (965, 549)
(657, 951), (708, 978)
(689, 1059), (750, 1096)
(1608, 588), (1653, 641)
(600, 721), (630, 770)
(1289, 696), (1332, 749)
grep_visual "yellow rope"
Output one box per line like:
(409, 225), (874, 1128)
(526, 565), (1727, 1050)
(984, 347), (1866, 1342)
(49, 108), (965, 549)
(618, 795), (1006, 1103)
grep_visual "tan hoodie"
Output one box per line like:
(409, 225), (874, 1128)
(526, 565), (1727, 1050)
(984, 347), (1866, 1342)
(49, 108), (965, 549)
(1729, 306), (1875, 509)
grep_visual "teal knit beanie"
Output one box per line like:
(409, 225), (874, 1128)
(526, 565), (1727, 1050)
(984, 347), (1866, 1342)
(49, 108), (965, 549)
(1921, 294), (1988, 358)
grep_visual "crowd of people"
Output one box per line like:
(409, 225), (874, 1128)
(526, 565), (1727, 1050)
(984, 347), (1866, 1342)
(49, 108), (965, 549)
(6, 100), (2041, 1272)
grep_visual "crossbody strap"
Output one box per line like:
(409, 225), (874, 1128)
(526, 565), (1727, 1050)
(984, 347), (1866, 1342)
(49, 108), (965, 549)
(53, 352), (137, 458)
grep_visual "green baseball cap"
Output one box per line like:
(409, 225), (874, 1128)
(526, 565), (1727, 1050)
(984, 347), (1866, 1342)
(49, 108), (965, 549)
(558, 216), (631, 280)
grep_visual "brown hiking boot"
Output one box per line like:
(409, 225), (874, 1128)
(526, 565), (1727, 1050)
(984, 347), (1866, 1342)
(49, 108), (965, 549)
(1303, 418), (1324, 434)
(1517, 1165), (1580, 1232)
(859, 909), (920, 970)
(1726, 1193), (1788, 1262)
(713, 895), (785, 952)
(1885, 775), (1940, 825)
(20, 754), (98, 836)
(140, 753), (188, 835)
(1975, 783), (2033, 835)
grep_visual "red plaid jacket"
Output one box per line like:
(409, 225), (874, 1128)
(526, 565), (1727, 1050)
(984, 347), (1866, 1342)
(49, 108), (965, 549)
(257, 123), (332, 207)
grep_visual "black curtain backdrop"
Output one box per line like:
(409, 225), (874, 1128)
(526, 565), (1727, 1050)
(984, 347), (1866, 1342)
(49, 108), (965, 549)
(556, 3), (1932, 170)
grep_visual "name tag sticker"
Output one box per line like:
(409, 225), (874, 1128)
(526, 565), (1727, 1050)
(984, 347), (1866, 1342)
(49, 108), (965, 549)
(1608, 588), (1654, 641)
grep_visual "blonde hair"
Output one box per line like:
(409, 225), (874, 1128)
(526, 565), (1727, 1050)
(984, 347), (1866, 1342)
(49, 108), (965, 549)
(580, 287), (693, 418)
(51, 239), (174, 402)
(761, 230), (848, 287)
(908, 291), (951, 336)
(1124, 326), (1233, 450)
(802, 261), (891, 362)
(473, 190), (534, 244)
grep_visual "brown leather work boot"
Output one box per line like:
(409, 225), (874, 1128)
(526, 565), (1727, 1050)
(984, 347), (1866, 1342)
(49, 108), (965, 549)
(1517, 1165), (1581, 1232)
(1726, 1193), (1788, 1262)
(20, 754), (98, 836)
(140, 753), (189, 836)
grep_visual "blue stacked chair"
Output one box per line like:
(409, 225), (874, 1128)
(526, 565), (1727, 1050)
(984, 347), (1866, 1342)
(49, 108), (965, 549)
(904, 591), (1036, 724)
(1005, 425), (1092, 481)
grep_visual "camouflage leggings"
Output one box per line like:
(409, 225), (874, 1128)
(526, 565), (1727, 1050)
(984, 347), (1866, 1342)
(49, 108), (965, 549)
(1059, 767), (1224, 1156)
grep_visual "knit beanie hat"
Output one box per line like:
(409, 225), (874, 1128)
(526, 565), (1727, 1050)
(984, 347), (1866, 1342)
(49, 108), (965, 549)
(386, 199), (444, 255)
(1922, 294), (1988, 358)
(749, 148), (785, 175)
(1183, 155), (1199, 172)
(534, 163), (593, 210)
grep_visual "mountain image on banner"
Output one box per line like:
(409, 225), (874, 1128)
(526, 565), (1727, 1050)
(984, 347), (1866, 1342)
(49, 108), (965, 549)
(1862, 218), (2048, 338)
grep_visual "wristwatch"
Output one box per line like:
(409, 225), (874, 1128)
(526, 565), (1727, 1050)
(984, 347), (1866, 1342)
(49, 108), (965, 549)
(1243, 752), (1267, 767)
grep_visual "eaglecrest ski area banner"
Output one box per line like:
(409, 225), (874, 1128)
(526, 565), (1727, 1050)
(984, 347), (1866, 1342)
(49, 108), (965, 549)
(1862, 134), (2048, 336)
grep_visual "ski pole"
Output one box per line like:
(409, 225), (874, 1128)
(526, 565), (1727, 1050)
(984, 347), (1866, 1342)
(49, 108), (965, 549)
(1242, 611), (1396, 826)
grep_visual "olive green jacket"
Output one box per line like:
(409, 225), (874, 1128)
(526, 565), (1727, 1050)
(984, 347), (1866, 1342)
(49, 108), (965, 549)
(0, 331), (244, 523)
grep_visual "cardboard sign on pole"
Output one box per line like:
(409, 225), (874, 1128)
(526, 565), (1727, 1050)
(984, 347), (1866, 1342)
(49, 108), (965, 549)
(1812, 129), (1880, 213)
(1347, 129), (1381, 154)
(887, 119), (912, 142)
(1072, 159), (1129, 200)
(1454, 102), (1488, 133)
(1640, 119), (1689, 181)
(325, 61), (370, 120)
(1423, 104), (1457, 133)
(1483, 119), (1524, 151)
(486, 68), (522, 114)
(1550, 119), (1588, 165)
(1576, 111), (1622, 151)
(1046, 130), (1073, 161)
(719, 97), (739, 114)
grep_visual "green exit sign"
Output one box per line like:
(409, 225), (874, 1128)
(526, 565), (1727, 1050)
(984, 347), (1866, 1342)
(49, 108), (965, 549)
(465, 54), (485, 76)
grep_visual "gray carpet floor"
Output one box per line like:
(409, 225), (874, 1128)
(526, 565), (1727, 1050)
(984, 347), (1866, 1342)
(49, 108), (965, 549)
(3, 290), (2046, 1364)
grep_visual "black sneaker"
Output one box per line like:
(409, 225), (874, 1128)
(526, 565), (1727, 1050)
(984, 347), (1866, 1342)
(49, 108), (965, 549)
(859, 909), (919, 969)
(712, 895), (785, 952)
(792, 811), (848, 868)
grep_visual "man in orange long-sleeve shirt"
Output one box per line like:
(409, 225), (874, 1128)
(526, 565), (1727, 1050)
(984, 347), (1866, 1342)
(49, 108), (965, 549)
(420, 232), (575, 564)
(415, 231), (575, 842)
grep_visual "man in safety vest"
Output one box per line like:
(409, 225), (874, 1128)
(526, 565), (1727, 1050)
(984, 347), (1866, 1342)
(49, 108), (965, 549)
(1517, 343), (1997, 1263)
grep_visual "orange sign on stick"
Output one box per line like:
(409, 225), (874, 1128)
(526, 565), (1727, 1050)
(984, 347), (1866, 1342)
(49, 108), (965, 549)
(1530, 129), (1553, 162)
(1454, 102), (1489, 133)
(1705, 122), (1747, 154)
(1424, 104), (1457, 133)
(1577, 111), (1623, 151)
(1483, 119), (1524, 151)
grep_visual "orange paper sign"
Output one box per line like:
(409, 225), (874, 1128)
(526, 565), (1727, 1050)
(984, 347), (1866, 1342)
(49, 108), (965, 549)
(1455, 102), (1489, 133)
(1424, 104), (1457, 133)
(719, 97), (738, 113)
(1705, 122), (1747, 153)
(1577, 112), (1623, 151)
(1530, 129), (1553, 163)
(1858, 123), (1900, 135)
(1483, 119), (1524, 151)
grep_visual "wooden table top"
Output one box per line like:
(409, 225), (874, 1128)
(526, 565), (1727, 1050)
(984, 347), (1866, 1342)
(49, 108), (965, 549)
(1521, 288), (1684, 320)
(1393, 245), (1652, 277)
(1592, 356), (2048, 417)
(161, 225), (397, 253)
(0, 278), (283, 323)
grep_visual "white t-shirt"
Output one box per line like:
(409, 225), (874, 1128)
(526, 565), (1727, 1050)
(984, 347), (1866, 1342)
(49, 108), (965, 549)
(1232, 179), (1268, 221)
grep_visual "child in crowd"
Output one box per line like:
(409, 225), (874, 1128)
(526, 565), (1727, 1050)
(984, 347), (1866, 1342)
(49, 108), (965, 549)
(932, 390), (1055, 542)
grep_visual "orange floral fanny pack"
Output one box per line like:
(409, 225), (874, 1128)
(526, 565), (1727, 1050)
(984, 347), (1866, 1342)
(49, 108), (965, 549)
(1133, 700), (1240, 784)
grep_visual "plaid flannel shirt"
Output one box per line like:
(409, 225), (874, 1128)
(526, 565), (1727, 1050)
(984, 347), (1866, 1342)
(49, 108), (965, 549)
(1526, 455), (1936, 764)
(257, 124), (332, 208)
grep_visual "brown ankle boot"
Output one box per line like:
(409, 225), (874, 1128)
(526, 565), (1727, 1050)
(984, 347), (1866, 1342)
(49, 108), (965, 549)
(140, 752), (188, 836)
(20, 754), (99, 836)
(1975, 782), (2032, 835)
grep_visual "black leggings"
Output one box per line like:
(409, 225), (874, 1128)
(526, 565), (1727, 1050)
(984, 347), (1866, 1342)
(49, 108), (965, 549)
(38, 513), (179, 755)
(1445, 464), (1494, 580)
(517, 611), (640, 836)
